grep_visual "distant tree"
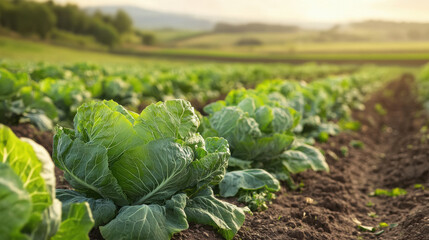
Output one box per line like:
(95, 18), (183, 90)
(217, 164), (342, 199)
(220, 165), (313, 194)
(141, 33), (156, 46)
(52, 4), (83, 33)
(113, 10), (132, 34)
(0, 0), (134, 46)
(13, 2), (56, 38)
(90, 18), (119, 47)
(93, 10), (113, 25)
(0, 0), (13, 28)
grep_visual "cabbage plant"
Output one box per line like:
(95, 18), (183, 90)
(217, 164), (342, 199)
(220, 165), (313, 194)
(202, 89), (329, 185)
(0, 125), (94, 239)
(53, 99), (248, 240)
(0, 69), (58, 131)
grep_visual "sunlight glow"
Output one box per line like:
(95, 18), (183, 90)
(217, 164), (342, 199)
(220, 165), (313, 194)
(53, 0), (429, 24)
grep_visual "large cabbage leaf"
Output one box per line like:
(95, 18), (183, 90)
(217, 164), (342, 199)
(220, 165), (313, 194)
(219, 169), (280, 198)
(0, 162), (32, 239)
(54, 127), (129, 206)
(0, 125), (51, 230)
(100, 194), (188, 240)
(51, 202), (94, 240)
(56, 190), (116, 227)
(185, 188), (249, 240)
(0, 124), (94, 239)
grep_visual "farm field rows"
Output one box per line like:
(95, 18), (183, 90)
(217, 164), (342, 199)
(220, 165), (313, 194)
(0, 59), (428, 240)
(0, 60), (356, 131)
(3, 36), (429, 65)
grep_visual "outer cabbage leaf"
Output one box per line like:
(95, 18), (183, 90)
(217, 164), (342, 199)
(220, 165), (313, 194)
(227, 157), (252, 169)
(21, 138), (56, 195)
(100, 194), (188, 240)
(51, 202), (94, 240)
(56, 189), (116, 227)
(31, 199), (62, 240)
(185, 188), (248, 240)
(0, 162), (32, 239)
(23, 111), (54, 131)
(27, 96), (58, 121)
(203, 101), (226, 115)
(219, 169), (280, 197)
(1, 125), (93, 240)
(53, 127), (129, 206)
(293, 144), (329, 172)
(22, 139), (61, 240)
(0, 125), (51, 230)
(281, 144), (329, 174)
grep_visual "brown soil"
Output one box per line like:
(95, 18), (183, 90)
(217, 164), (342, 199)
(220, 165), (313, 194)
(10, 123), (70, 189)
(10, 123), (54, 154)
(174, 75), (429, 240)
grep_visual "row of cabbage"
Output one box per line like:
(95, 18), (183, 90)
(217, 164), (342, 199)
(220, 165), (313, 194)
(0, 65), (397, 240)
(0, 62), (355, 131)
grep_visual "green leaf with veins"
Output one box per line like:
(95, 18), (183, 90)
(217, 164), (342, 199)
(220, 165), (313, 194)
(0, 162), (32, 238)
(219, 169), (280, 198)
(100, 194), (188, 240)
(185, 188), (249, 240)
(52, 202), (94, 240)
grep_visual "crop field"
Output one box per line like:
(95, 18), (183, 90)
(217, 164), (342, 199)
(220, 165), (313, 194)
(2, 0), (429, 239)
(137, 31), (429, 64)
(1, 54), (428, 240)
(172, 32), (429, 53)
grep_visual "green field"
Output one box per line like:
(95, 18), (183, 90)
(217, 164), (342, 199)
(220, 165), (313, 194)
(3, 35), (429, 65)
(0, 36), (173, 64)
(140, 47), (429, 64)
(143, 30), (429, 64)
(172, 32), (429, 53)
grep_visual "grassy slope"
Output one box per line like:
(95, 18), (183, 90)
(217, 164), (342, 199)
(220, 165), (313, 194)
(0, 36), (162, 64)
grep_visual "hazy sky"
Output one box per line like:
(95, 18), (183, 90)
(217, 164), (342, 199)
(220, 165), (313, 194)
(54, 0), (429, 24)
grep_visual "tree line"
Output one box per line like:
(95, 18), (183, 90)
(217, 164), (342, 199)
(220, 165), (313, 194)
(0, 0), (133, 46)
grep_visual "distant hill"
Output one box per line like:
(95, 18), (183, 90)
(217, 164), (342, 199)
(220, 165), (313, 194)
(85, 6), (214, 31)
